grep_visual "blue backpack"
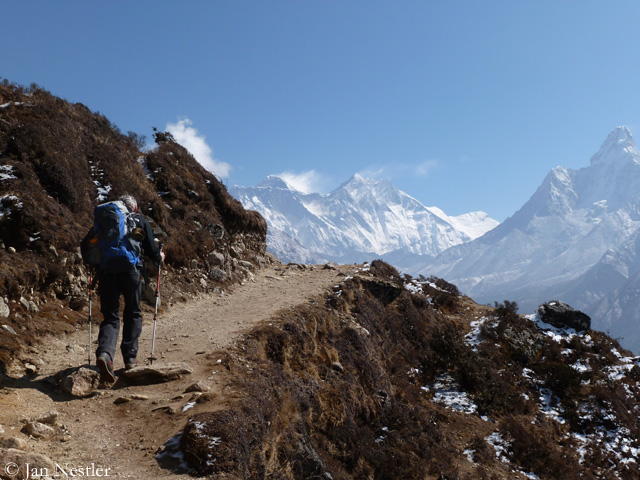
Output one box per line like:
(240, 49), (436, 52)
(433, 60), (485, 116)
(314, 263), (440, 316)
(93, 200), (142, 272)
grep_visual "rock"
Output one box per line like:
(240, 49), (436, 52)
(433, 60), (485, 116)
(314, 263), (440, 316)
(37, 411), (59, 426)
(60, 367), (100, 397)
(538, 300), (591, 332)
(501, 325), (543, 363)
(152, 406), (176, 415)
(0, 437), (27, 450)
(21, 421), (55, 439)
(0, 448), (55, 480)
(121, 362), (193, 384)
(238, 260), (254, 271)
(65, 344), (85, 355)
(114, 394), (149, 403)
(184, 381), (210, 393)
(19, 297), (38, 313)
(1, 324), (16, 335)
(8, 246), (16, 254)
(208, 251), (225, 267)
(292, 435), (330, 480)
(130, 394), (149, 401)
(331, 362), (345, 373)
(24, 363), (38, 375)
(68, 296), (87, 311)
(208, 223), (225, 240)
(0, 298), (10, 318)
(208, 268), (226, 282)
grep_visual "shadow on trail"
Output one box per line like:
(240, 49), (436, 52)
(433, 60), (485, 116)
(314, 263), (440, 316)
(1, 364), (136, 403)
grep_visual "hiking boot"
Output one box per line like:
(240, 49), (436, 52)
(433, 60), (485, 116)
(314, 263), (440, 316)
(124, 357), (138, 370)
(97, 352), (116, 384)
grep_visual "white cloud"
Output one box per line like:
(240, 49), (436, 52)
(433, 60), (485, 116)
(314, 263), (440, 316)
(357, 160), (438, 180)
(357, 166), (386, 179)
(414, 160), (437, 176)
(277, 170), (328, 194)
(165, 118), (231, 179)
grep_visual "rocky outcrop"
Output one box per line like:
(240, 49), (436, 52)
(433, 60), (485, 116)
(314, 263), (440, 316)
(538, 300), (591, 331)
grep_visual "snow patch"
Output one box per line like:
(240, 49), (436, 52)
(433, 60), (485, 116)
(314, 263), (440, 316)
(0, 194), (23, 218)
(427, 373), (478, 414)
(0, 165), (17, 181)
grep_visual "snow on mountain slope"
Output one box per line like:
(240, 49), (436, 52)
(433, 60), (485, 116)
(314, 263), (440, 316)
(267, 227), (329, 265)
(419, 126), (640, 352)
(230, 174), (498, 265)
(427, 206), (499, 241)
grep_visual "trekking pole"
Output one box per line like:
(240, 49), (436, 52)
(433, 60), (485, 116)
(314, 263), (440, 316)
(88, 267), (93, 366)
(149, 244), (163, 365)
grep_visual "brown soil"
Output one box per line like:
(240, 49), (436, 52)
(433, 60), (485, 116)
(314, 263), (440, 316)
(0, 262), (356, 479)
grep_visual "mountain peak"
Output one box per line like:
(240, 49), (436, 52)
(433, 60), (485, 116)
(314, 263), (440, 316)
(256, 175), (294, 190)
(589, 126), (639, 166)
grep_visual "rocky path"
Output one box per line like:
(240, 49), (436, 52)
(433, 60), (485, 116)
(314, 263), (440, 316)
(0, 262), (356, 479)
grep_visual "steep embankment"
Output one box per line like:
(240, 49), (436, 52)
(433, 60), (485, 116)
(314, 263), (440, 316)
(178, 261), (640, 480)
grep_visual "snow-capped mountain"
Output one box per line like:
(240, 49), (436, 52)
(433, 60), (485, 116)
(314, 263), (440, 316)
(419, 126), (640, 352)
(230, 174), (498, 265)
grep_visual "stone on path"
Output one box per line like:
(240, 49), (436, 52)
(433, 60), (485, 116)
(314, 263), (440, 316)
(60, 367), (100, 397)
(184, 380), (209, 393)
(21, 421), (55, 439)
(121, 362), (193, 384)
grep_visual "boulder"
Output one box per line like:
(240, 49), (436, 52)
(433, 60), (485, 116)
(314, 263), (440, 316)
(60, 367), (100, 397)
(538, 300), (591, 332)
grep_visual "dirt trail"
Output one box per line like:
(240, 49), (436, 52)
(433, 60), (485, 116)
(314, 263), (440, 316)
(0, 262), (357, 479)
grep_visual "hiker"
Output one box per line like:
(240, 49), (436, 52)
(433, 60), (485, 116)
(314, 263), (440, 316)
(94, 194), (164, 383)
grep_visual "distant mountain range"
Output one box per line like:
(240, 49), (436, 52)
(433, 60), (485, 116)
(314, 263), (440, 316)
(230, 174), (498, 265)
(419, 126), (640, 352)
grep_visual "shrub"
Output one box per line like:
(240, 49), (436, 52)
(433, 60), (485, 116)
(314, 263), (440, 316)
(425, 275), (461, 296)
(493, 300), (519, 320)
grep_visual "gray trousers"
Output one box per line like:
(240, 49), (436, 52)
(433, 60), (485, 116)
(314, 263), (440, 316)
(97, 267), (143, 363)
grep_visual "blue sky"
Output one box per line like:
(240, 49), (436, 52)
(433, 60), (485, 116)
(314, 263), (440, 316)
(3, 1), (640, 221)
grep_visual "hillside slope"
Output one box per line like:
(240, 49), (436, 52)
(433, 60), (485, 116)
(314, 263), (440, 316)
(0, 81), (267, 368)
